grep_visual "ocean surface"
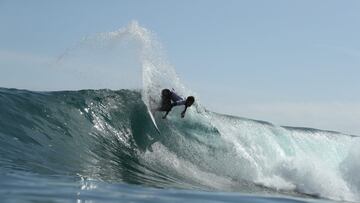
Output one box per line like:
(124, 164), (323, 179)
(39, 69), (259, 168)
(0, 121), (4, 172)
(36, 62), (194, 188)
(0, 88), (359, 203)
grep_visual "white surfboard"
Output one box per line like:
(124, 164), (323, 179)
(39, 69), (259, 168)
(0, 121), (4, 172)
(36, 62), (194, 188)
(147, 108), (160, 134)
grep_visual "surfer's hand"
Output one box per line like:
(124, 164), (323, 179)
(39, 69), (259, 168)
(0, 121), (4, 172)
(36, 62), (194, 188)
(181, 111), (185, 118)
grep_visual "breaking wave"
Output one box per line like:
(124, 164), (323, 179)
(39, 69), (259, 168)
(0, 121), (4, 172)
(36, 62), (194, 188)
(0, 21), (359, 202)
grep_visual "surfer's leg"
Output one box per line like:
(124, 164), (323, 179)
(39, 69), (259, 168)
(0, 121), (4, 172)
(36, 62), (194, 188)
(162, 111), (170, 119)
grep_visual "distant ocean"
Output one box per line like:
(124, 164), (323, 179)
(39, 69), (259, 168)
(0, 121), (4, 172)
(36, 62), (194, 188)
(1, 22), (359, 203)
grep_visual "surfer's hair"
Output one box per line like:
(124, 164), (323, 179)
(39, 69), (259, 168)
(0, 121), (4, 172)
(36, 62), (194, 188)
(186, 96), (195, 106)
(161, 89), (171, 97)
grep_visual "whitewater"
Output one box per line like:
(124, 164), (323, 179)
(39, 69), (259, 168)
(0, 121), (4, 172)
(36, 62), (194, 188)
(0, 22), (359, 203)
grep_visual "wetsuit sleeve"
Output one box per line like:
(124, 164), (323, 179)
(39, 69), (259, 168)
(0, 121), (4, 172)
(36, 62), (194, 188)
(173, 100), (186, 106)
(170, 91), (187, 107)
(170, 91), (184, 102)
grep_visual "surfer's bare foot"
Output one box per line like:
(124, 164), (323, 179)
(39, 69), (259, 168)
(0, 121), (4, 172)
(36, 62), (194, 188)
(181, 111), (185, 118)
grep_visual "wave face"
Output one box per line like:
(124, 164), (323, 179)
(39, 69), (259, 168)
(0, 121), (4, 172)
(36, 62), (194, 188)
(0, 87), (359, 202)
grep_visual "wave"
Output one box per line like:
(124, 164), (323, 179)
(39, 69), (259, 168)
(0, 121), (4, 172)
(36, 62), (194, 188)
(1, 21), (359, 202)
(0, 87), (359, 202)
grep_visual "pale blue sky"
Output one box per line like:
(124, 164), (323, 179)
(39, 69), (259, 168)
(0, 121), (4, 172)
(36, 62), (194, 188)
(1, 1), (360, 134)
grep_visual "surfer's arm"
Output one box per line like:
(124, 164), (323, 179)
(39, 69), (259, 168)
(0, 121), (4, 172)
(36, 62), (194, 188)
(172, 100), (186, 107)
(181, 106), (188, 118)
(170, 91), (184, 102)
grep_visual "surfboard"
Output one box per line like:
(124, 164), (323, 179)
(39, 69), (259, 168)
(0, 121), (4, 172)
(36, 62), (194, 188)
(147, 108), (160, 134)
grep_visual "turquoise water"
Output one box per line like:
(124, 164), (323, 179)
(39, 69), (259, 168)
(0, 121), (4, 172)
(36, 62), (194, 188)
(0, 171), (318, 203)
(0, 88), (358, 203)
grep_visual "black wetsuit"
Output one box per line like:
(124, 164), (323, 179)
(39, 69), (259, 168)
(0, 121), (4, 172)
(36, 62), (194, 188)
(159, 89), (186, 112)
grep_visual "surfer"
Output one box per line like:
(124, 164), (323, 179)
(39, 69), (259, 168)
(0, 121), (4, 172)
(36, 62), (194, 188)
(157, 89), (195, 119)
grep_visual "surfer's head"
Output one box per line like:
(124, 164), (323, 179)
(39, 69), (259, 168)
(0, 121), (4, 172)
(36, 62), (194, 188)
(161, 89), (171, 97)
(185, 96), (195, 107)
